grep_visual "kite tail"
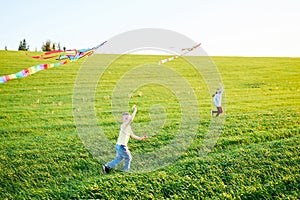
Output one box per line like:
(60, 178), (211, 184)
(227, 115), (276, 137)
(181, 43), (201, 52)
(158, 55), (179, 64)
(25, 40), (107, 60)
(158, 43), (201, 64)
(0, 60), (69, 84)
(25, 50), (65, 60)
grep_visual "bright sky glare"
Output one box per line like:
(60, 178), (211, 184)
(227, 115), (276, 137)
(0, 0), (299, 57)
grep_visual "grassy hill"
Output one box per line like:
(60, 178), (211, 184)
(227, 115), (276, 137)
(0, 51), (299, 199)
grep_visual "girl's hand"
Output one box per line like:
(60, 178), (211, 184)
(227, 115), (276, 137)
(142, 135), (148, 140)
(132, 105), (137, 111)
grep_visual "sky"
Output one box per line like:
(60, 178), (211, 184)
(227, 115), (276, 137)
(0, 0), (299, 57)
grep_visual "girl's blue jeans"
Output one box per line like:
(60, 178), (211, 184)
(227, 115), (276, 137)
(106, 144), (132, 171)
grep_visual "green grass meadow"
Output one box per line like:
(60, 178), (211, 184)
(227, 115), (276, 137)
(0, 51), (299, 199)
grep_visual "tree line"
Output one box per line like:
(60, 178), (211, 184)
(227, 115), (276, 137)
(15, 38), (66, 51)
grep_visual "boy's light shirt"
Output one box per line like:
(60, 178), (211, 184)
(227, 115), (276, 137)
(213, 94), (222, 107)
(117, 123), (133, 146)
(213, 86), (224, 107)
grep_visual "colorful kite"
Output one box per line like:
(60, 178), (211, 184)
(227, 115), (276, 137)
(0, 41), (107, 84)
(181, 43), (201, 52)
(158, 43), (201, 65)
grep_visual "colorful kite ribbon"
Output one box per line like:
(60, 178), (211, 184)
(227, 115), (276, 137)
(0, 60), (69, 83)
(158, 43), (201, 65)
(25, 41), (107, 60)
(0, 41), (107, 84)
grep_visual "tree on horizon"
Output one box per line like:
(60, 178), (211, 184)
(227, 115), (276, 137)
(42, 40), (52, 51)
(42, 40), (62, 51)
(18, 39), (29, 51)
